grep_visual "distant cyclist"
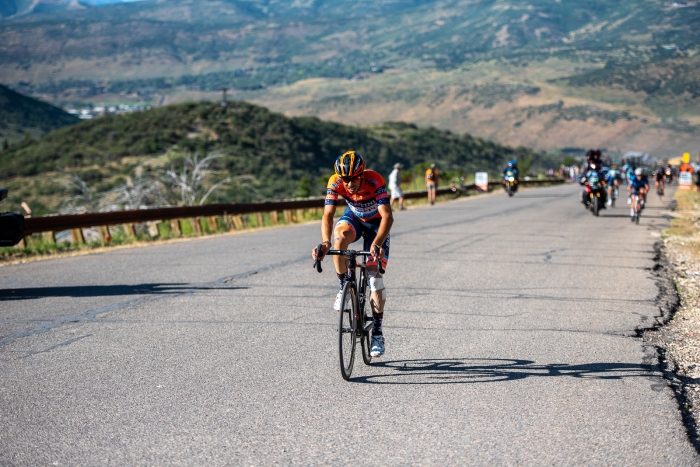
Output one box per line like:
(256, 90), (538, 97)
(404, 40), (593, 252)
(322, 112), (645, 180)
(312, 151), (394, 357)
(654, 167), (666, 195)
(628, 168), (648, 221)
(606, 165), (622, 206)
(639, 168), (650, 208)
(665, 164), (674, 184)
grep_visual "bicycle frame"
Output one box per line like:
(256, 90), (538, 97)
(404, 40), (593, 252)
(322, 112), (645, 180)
(314, 247), (383, 331)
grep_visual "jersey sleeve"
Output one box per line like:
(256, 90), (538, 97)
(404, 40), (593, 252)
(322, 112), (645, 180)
(325, 175), (340, 206)
(370, 172), (390, 206)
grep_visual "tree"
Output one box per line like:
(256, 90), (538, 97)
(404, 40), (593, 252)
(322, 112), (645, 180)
(161, 151), (231, 206)
(112, 175), (168, 210)
(61, 175), (117, 214)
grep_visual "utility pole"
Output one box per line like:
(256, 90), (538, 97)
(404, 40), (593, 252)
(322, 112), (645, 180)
(221, 87), (228, 107)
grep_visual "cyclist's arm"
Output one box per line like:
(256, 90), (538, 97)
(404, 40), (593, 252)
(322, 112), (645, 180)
(371, 204), (393, 250)
(321, 204), (336, 244)
(312, 204), (337, 259)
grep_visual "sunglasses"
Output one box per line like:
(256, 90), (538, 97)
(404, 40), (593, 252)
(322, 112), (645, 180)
(341, 176), (361, 183)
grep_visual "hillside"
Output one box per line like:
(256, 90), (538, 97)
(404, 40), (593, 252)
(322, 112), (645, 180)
(1, 0), (698, 156)
(0, 100), (543, 216)
(0, 84), (80, 144)
(0, 0), (91, 19)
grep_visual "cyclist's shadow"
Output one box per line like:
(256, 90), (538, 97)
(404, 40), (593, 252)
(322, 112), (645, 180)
(351, 358), (661, 385)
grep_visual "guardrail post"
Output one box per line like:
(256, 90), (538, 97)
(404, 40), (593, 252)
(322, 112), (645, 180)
(70, 228), (84, 244)
(223, 211), (232, 230)
(42, 231), (56, 244)
(232, 215), (244, 230)
(207, 216), (217, 232)
(124, 223), (136, 238)
(269, 211), (278, 225)
(190, 217), (201, 234)
(284, 210), (293, 224)
(296, 209), (304, 222)
(147, 221), (159, 238)
(98, 225), (111, 242)
(255, 212), (264, 228)
(170, 219), (181, 236)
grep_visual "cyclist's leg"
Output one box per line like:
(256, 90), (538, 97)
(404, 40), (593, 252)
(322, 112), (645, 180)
(361, 222), (390, 338)
(333, 209), (362, 276)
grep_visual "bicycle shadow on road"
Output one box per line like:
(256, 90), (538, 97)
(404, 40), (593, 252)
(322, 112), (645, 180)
(352, 358), (657, 385)
(510, 194), (572, 199)
(600, 213), (671, 219)
(0, 283), (248, 301)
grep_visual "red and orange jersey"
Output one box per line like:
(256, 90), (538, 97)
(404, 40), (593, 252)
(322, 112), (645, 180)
(325, 170), (390, 222)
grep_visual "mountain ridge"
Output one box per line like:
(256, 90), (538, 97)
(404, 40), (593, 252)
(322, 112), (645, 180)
(0, 0), (698, 156)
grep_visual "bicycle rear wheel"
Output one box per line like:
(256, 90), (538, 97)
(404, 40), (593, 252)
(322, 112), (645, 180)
(338, 282), (357, 380)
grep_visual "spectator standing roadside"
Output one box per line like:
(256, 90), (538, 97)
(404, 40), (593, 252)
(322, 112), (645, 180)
(389, 163), (406, 211)
(425, 164), (439, 206)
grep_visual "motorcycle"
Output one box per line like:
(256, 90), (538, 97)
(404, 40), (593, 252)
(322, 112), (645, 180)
(584, 172), (607, 216)
(503, 170), (518, 197)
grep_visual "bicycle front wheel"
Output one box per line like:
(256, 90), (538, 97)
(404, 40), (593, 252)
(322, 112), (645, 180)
(338, 282), (357, 380)
(360, 309), (373, 366)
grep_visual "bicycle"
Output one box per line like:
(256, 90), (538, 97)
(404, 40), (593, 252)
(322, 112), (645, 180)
(631, 193), (641, 225)
(609, 185), (618, 208)
(313, 245), (385, 381)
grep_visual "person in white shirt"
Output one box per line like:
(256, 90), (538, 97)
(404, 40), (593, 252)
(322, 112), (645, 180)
(388, 163), (405, 210)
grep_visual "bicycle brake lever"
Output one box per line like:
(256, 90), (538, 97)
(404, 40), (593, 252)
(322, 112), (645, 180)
(313, 244), (323, 273)
(373, 245), (386, 275)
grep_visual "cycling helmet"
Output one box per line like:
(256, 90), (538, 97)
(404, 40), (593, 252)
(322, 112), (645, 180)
(335, 151), (365, 178)
(635, 168), (643, 176)
(507, 159), (517, 168)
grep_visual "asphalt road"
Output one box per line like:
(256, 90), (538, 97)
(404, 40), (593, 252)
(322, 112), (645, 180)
(1, 183), (697, 465)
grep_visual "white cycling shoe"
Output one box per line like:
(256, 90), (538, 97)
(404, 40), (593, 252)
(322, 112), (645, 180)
(370, 335), (385, 357)
(333, 290), (350, 311)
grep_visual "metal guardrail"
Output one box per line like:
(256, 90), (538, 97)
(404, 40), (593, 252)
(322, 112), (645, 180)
(22, 179), (564, 236)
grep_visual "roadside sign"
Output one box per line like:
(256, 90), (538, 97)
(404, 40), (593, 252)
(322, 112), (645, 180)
(679, 171), (693, 191)
(475, 172), (488, 192)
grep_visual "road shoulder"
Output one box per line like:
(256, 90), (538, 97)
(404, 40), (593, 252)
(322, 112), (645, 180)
(644, 189), (700, 453)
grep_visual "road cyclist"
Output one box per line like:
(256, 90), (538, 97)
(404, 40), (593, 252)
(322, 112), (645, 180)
(628, 167), (648, 224)
(654, 167), (666, 200)
(311, 151), (394, 361)
(605, 165), (622, 207)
